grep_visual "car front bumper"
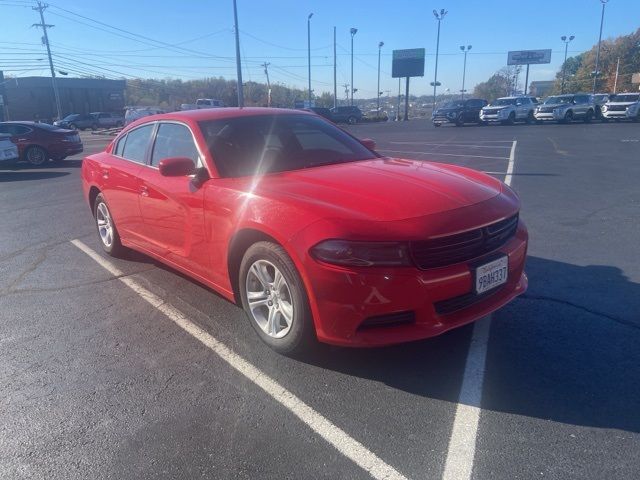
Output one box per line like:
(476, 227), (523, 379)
(431, 114), (457, 125)
(296, 220), (528, 347)
(534, 112), (560, 121)
(602, 110), (635, 119)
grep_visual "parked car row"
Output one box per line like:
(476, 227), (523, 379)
(0, 121), (83, 166)
(432, 93), (640, 127)
(306, 106), (364, 124)
(54, 112), (124, 131)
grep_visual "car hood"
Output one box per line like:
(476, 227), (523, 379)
(541, 102), (571, 109)
(434, 108), (460, 114)
(607, 101), (637, 106)
(247, 158), (503, 222)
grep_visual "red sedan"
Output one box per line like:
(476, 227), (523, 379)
(0, 121), (83, 166)
(81, 108), (527, 354)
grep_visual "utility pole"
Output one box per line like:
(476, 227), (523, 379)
(307, 13), (313, 105)
(377, 41), (384, 118)
(232, 0), (244, 107)
(613, 57), (620, 93)
(32, 1), (61, 121)
(459, 45), (471, 100)
(350, 28), (358, 106)
(593, 0), (609, 94)
(333, 27), (337, 109)
(262, 62), (271, 107)
(431, 9), (447, 109)
(342, 83), (350, 103)
(560, 35), (575, 94)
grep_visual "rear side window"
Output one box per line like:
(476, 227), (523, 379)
(114, 135), (126, 156)
(122, 124), (154, 164)
(151, 123), (200, 167)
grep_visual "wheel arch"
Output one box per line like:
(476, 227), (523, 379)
(88, 186), (101, 215)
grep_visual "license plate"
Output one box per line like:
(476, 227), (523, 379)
(475, 256), (508, 294)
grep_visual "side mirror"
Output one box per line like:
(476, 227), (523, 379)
(158, 157), (195, 177)
(360, 138), (376, 150)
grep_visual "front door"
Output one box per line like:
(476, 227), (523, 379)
(136, 122), (209, 277)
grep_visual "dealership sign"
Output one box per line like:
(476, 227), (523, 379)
(507, 49), (552, 66)
(392, 48), (425, 78)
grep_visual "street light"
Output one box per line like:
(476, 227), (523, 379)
(459, 45), (471, 100)
(593, 0), (609, 93)
(377, 41), (384, 118)
(307, 13), (313, 104)
(350, 27), (357, 105)
(560, 35), (575, 93)
(431, 9), (447, 108)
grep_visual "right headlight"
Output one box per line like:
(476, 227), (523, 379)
(310, 240), (411, 267)
(602, 105), (608, 112)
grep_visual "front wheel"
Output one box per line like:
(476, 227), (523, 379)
(584, 110), (593, 124)
(455, 114), (464, 127)
(525, 111), (535, 124)
(94, 193), (125, 256)
(347, 116), (357, 125)
(239, 242), (315, 356)
(69, 123), (77, 130)
(506, 112), (516, 125)
(562, 110), (574, 124)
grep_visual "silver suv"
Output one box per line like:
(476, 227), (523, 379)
(480, 96), (538, 125)
(601, 93), (640, 122)
(534, 94), (595, 123)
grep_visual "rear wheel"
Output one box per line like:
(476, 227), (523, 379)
(239, 242), (315, 356)
(25, 146), (48, 166)
(94, 193), (125, 256)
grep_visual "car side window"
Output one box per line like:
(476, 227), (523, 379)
(0, 125), (9, 134)
(114, 135), (126, 157)
(150, 123), (200, 167)
(122, 124), (153, 164)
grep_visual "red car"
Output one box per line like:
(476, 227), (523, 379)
(0, 121), (83, 166)
(81, 108), (528, 354)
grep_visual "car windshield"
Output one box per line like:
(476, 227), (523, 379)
(491, 98), (517, 106)
(613, 94), (639, 102)
(544, 96), (573, 104)
(62, 114), (80, 121)
(199, 114), (377, 177)
(440, 101), (464, 109)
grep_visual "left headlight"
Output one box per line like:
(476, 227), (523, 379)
(601, 105), (608, 112)
(310, 240), (412, 267)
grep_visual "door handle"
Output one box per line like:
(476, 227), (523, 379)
(140, 185), (149, 197)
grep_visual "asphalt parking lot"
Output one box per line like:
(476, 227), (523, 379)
(1, 120), (639, 479)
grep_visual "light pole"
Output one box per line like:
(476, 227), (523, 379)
(560, 35), (575, 94)
(377, 41), (384, 117)
(307, 13), (313, 105)
(431, 9), (447, 109)
(593, 0), (609, 94)
(459, 45), (471, 100)
(350, 28), (357, 105)
(232, 0), (244, 107)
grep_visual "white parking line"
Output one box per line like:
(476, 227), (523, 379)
(380, 149), (509, 160)
(388, 142), (512, 149)
(70, 239), (408, 480)
(441, 140), (517, 480)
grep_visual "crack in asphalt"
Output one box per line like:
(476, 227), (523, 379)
(521, 293), (639, 330)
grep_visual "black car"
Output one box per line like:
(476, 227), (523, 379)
(54, 113), (98, 131)
(305, 107), (334, 121)
(432, 98), (488, 127)
(329, 106), (363, 124)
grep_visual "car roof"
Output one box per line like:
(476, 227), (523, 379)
(145, 107), (312, 123)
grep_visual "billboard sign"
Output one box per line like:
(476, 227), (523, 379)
(507, 49), (552, 66)
(392, 48), (425, 78)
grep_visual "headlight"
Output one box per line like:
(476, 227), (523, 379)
(310, 240), (411, 267)
(602, 105), (608, 112)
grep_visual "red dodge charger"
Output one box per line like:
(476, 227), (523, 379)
(81, 108), (527, 354)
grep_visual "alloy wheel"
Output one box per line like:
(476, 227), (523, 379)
(26, 147), (47, 166)
(245, 259), (294, 338)
(96, 202), (114, 248)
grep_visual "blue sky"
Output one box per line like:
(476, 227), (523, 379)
(1, 0), (639, 98)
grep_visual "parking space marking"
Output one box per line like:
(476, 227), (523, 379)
(388, 142), (512, 149)
(379, 149), (509, 160)
(442, 140), (516, 480)
(70, 239), (409, 480)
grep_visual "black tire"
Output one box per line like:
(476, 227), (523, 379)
(93, 193), (125, 256)
(433, 123), (441, 127)
(525, 111), (535, 124)
(91, 123), (98, 131)
(506, 112), (516, 125)
(347, 116), (357, 125)
(601, 117), (609, 123)
(584, 110), (593, 124)
(239, 241), (315, 356)
(455, 114), (464, 127)
(69, 123), (77, 130)
(562, 110), (573, 124)
(24, 145), (49, 167)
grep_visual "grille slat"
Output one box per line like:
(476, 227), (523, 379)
(410, 214), (518, 269)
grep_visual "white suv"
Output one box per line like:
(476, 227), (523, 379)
(0, 133), (19, 165)
(480, 96), (538, 125)
(601, 93), (640, 122)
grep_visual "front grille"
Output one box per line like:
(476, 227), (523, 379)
(608, 105), (627, 111)
(434, 286), (504, 315)
(538, 107), (554, 113)
(410, 214), (518, 269)
(358, 311), (416, 330)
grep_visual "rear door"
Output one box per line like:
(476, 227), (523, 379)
(136, 121), (209, 277)
(100, 124), (153, 240)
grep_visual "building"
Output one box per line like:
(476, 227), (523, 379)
(529, 80), (554, 98)
(1, 75), (126, 122)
